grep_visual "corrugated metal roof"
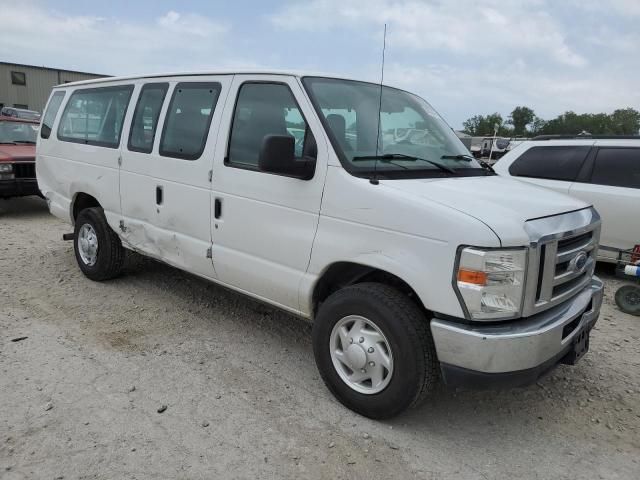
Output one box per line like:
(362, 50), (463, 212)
(0, 61), (106, 77)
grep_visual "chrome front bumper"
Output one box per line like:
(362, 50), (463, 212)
(431, 277), (603, 382)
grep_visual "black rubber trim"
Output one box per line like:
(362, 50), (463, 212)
(439, 346), (572, 389)
(0, 179), (40, 198)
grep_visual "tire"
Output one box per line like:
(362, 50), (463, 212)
(312, 282), (439, 419)
(615, 284), (640, 316)
(73, 207), (125, 281)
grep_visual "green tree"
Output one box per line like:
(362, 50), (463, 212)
(462, 113), (510, 136)
(540, 109), (640, 135)
(465, 107), (640, 137)
(609, 108), (640, 134)
(508, 106), (535, 136)
(529, 116), (546, 136)
(461, 115), (483, 135)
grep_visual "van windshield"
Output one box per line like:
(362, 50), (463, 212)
(0, 121), (38, 144)
(303, 77), (485, 178)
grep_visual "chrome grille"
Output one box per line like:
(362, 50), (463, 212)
(522, 208), (600, 317)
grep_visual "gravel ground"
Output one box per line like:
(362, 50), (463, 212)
(1, 196), (639, 480)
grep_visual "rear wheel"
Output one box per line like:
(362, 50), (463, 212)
(312, 283), (439, 419)
(615, 284), (640, 316)
(74, 207), (125, 281)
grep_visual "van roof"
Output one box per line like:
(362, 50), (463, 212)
(53, 70), (371, 88)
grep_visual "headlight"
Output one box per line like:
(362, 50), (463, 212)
(0, 164), (13, 173)
(454, 247), (527, 320)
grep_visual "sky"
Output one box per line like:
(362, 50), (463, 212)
(1, 0), (639, 129)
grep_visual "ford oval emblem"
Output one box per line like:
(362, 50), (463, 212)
(569, 251), (589, 273)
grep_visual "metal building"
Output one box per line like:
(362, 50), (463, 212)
(0, 62), (107, 114)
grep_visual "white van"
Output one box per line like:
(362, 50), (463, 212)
(37, 71), (603, 419)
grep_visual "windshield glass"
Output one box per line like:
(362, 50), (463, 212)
(303, 77), (483, 178)
(0, 121), (38, 144)
(17, 111), (40, 121)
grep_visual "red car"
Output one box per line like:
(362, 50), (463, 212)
(0, 115), (40, 199)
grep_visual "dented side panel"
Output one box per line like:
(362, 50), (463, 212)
(119, 76), (233, 280)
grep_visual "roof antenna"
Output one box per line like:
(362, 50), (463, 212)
(370, 23), (387, 186)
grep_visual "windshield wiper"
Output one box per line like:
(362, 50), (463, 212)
(441, 154), (496, 174)
(441, 154), (474, 161)
(0, 141), (17, 145)
(477, 159), (496, 174)
(13, 140), (36, 144)
(352, 153), (456, 174)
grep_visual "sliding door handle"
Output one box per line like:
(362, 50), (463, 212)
(214, 198), (222, 219)
(156, 185), (163, 205)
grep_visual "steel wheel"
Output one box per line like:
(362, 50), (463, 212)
(329, 315), (394, 394)
(77, 223), (98, 266)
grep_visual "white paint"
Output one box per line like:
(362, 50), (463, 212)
(37, 72), (592, 321)
(119, 76), (232, 279)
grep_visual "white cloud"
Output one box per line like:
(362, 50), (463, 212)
(0, 1), (232, 75)
(585, 26), (640, 53)
(572, 0), (640, 16)
(270, 0), (587, 68)
(156, 10), (227, 38)
(269, 0), (640, 125)
(1, 0), (637, 127)
(381, 61), (639, 126)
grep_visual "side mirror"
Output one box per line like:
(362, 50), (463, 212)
(258, 134), (314, 180)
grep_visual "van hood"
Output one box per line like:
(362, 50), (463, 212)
(0, 144), (35, 161)
(383, 175), (591, 246)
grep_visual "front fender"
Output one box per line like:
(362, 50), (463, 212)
(301, 215), (480, 319)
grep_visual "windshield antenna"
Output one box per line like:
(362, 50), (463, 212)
(370, 23), (387, 185)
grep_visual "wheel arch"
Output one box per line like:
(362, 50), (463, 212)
(311, 261), (428, 319)
(71, 192), (102, 225)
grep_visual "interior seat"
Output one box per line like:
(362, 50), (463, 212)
(326, 114), (352, 151)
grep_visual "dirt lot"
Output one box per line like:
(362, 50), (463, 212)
(1, 197), (639, 480)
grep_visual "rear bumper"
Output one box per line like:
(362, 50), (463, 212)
(431, 277), (604, 388)
(0, 179), (40, 198)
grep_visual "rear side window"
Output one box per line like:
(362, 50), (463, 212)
(41, 91), (66, 139)
(57, 85), (134, 148)
(509, 146), (590, 181)
(159, 82), (221, 160)
(128, 83), (169, 153)
(591, 148), (640, 189)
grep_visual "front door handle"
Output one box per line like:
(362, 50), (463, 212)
(214, 198), (222, 219)
(156, 185), (163, 205)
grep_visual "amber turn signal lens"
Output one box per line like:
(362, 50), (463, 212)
(457, 269), (487, 285)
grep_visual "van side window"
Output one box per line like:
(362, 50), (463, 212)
(159, 82), (221, 160)
(227, 83), (315, 169)
(591, 147), (640, 189)
(40, 91), (66, 139)
(57, 85), (134, 148)
(128, 83), (169, 153)
(508, 146), (590, 181)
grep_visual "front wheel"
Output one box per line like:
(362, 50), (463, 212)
(74, 207), (125, 281)
(312, 283), (439, 419)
